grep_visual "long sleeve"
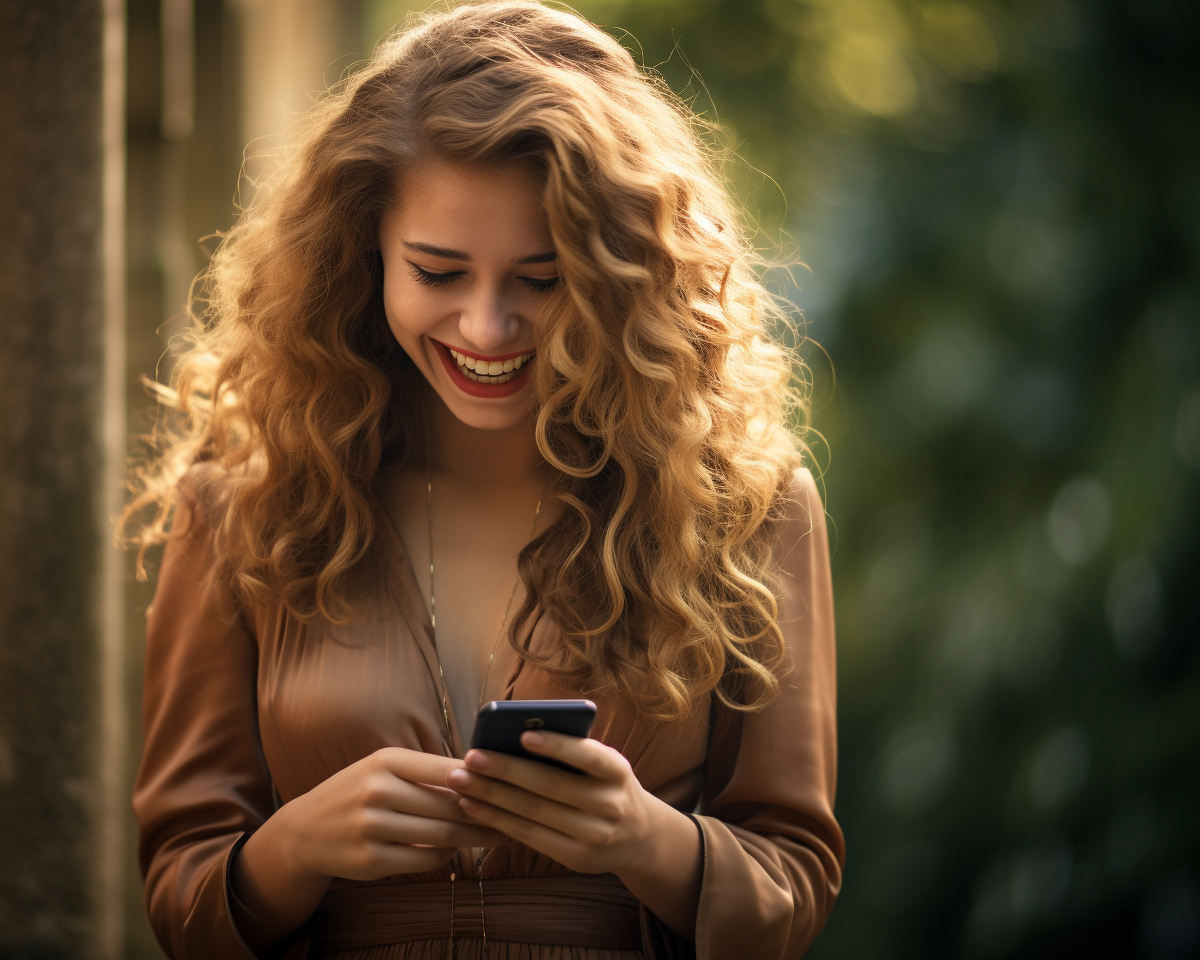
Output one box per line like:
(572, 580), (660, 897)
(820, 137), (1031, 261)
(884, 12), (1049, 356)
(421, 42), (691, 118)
(132, 489), (277, 959)
(688, 467), (844, 959)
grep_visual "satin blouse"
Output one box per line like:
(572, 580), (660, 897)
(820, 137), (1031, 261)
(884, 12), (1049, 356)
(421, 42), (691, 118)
(132, 466), (844, 959)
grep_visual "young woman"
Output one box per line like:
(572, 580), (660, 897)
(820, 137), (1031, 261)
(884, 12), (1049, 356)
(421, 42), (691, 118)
(127, 3), (843, 958)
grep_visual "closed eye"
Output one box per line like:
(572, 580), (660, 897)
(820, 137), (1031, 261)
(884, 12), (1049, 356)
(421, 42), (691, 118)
(409, 262), (559, 293)
(408, 263), (463, 286)
(521, 276), (560, 293)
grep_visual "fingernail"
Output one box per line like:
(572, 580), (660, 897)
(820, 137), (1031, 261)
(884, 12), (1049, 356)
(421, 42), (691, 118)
(465, 750), (490, 770)
(459, 796), (479, 810)
(447, 769), (469, 787)
(522, 731), (545, 748)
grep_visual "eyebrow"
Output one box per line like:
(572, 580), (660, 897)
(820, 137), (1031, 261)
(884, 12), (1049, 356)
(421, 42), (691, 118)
(402, 240), (556, 265)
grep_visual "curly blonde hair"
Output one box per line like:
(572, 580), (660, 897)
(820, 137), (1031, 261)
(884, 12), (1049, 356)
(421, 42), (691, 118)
(123, 0), (810, 721)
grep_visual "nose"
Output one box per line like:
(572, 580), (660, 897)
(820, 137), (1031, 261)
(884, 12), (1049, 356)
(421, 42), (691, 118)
(457, 281), (522, 353)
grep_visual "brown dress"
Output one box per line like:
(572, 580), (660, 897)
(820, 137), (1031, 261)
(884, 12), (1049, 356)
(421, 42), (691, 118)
(133, 467), (844, 960)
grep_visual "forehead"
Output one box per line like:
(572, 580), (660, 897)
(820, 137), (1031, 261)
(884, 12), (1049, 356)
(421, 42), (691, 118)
(385, 158), (552, 251)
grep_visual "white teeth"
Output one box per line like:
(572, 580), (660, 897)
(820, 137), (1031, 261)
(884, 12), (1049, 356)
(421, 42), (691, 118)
(448, 346), (534, 385)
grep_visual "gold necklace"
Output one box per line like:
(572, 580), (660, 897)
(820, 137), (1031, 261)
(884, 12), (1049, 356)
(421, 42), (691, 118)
(424, 464), (546, 735)
(425, 445), (549, 960)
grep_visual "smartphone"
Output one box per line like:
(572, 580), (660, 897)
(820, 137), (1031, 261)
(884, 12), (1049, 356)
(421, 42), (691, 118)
(470, 699), (597, 773)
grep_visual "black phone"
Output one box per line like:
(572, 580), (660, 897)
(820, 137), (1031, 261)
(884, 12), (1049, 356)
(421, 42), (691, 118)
(470, 699), (597, 772)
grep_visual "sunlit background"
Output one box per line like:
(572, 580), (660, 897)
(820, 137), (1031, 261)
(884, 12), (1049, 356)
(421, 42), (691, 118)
(56, 0), (1200, 956)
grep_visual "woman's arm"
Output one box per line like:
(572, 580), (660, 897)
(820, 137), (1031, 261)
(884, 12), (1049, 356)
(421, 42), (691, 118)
(135, 486), (505, 959)
(230, 747), (505, 951)
(446, 467), (843, 958)
(609, 780), (703, 937)
(686, 467), (843, 958)
(134, 492), (281, 959)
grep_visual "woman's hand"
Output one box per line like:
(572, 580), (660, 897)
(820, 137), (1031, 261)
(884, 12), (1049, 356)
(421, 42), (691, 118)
(232, 747), (508, 950)
(445, 732), (702, 938)
(273, 747), (506, 880)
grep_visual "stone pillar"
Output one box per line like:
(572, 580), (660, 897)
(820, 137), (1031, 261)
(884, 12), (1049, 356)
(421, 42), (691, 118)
(0, 1), (127, 957)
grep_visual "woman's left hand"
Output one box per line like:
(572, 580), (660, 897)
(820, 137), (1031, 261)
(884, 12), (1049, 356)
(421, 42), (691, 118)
(446, 730), (655, 875)
(445, 730), (702, 938)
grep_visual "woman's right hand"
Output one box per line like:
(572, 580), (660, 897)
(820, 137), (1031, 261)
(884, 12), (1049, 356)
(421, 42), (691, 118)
(231, 748), (508, 949)
(276, 747), (507, 880)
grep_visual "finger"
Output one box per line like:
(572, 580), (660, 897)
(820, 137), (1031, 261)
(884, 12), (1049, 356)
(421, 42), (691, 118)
(458, 797), (590, 867)
(456, 750), (592, 809)
(365, 842), (457, 878)
(457, 744), (621, 809)
(519, 732), (629, 782)
(367, 776), (482, 824)
(365, 810), (508, 848)
(375, 747), (467, 788)
(400, 783), (489, 824)
(450, 769), (606, 843)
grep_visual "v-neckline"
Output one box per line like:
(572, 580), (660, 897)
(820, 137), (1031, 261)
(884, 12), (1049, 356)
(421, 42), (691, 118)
(376, 502), (528, 758)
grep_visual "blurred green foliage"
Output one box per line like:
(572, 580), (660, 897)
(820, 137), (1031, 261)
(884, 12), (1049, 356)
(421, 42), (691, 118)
(363, 0), (1200, 956)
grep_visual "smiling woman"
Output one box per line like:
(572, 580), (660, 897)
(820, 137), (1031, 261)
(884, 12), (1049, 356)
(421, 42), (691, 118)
(119, 3), (843, 959)
(380, 160), (553, 414)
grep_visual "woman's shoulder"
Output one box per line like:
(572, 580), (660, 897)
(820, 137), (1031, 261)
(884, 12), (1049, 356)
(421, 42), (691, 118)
(173, 456), (262, 537)
(764, 466), (831, 578)
(777, 466), (826, 537)
(164, 459), (276, 622)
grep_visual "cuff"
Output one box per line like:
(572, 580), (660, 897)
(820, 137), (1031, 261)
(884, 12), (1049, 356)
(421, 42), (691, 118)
(637, 813), (703, 960)
(689, 815), (793, 960)
(225, 833), (309, 960)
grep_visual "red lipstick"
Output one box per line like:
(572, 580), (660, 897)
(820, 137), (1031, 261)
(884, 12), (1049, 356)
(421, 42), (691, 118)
(430, 339), (534, 399)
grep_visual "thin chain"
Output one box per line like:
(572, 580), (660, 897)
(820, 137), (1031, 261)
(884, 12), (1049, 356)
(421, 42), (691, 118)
(425, 462), (547, 720)
(425, 470), (451, 734)
(448, 871), (455, 960)
(474, 495), (541, 715)
(477, 856), (488, 952)
(426, 430), (549, 960)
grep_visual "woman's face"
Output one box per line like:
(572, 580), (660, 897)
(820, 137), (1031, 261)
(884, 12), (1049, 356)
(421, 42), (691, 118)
(378, 158), (559, 431)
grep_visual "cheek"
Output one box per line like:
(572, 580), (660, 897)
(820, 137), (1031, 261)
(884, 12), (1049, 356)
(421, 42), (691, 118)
(523, 294), (553, 337)
(381, 277), (434, 348)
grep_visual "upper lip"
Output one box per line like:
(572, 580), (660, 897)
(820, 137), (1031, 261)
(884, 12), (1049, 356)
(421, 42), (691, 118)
(432, 339), (535, 362)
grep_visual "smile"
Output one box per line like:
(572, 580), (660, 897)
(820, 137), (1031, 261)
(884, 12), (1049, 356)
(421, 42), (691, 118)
(430, 340), (536, 399)
(447, 346), (535, 384)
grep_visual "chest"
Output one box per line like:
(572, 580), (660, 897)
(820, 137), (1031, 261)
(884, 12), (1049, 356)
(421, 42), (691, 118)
(250, 569), (714, 808)
(384, 470), (547, 735)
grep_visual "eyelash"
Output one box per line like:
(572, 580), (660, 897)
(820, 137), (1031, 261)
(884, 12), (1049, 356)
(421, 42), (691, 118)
(522, 276), (560, 293)
(408, 263), (559, 293)
(408, 264), (461, 287)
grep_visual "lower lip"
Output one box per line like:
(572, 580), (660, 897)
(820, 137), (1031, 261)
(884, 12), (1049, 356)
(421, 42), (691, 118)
(432, 341), (534, 399)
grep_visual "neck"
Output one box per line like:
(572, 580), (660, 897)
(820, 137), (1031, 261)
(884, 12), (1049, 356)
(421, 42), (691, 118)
(425, 394), (547, 490)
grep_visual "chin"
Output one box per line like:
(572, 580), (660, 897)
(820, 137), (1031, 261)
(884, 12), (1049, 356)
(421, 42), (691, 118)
(418, 344), (538, 432)
(429, 378), (534, 432)
(446, 402), (531, 432)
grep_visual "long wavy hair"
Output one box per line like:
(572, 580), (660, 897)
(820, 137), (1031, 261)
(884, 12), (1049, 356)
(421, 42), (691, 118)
(122, 0), (810, 721)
